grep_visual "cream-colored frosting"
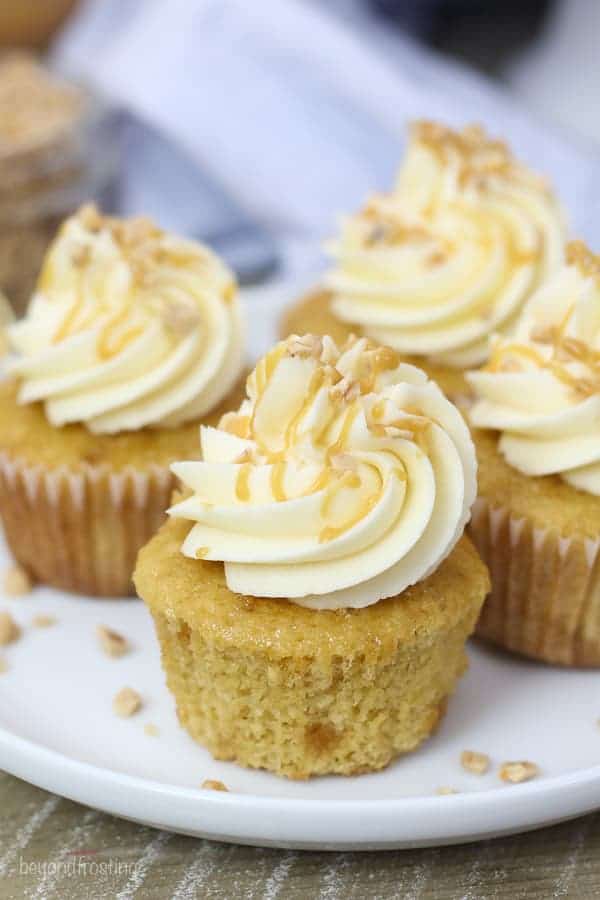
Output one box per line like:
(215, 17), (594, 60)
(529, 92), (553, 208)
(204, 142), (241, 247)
(468, 241), (600, 495)
(6, 205), (244, 433)
(170, 334), (477, 609)
(326, 121), (565, 368)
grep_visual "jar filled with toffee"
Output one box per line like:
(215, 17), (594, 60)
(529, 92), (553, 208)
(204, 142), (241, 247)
(0, 52), (120, 316)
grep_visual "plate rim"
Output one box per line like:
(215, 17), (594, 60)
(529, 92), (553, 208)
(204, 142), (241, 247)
(3, 722), (600, 850)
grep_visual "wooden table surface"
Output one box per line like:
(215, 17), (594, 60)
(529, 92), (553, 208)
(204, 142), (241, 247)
(1, 771), (600, 899)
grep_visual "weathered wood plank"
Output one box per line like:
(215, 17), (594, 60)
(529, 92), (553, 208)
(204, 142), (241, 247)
(1, 775), (600, 900)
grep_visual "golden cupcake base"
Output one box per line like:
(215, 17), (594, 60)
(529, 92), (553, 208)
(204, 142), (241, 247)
(470, 429), (600, 667)
(279, 288), (471, 403)
(0, 378), (245, 597)
(135, 518), (489, 779)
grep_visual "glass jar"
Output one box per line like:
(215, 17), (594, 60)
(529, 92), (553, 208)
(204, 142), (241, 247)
(0, 53), (121, 316)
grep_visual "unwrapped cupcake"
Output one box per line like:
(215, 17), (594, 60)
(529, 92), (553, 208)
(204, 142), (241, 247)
(467, 241), (600, 666)
(282, 120), (565, 399)
(135, 334), (489, 778)
(0, 205), (245, 596)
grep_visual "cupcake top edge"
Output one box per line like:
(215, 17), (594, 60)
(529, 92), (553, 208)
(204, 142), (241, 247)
(5, 204), (245, 434)
(467, 240), (600, 496)
(325, 118), (566, 370)
(169, 333), (477, 610)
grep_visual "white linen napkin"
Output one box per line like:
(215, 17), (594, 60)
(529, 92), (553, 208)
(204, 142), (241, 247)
(53, 0), (600, 246)
(52, 0), (600, 358)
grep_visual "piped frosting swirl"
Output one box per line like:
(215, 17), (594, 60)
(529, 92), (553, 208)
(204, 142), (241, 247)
(467, 241), (600, 495)
(6, 205), (245, 433)
(326, 121), (565, 368)
(169, 334), (477, 609)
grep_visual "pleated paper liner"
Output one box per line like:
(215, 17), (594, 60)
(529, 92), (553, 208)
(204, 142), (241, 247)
(469, 497), (600, 667)
(0, 451), (174, 597)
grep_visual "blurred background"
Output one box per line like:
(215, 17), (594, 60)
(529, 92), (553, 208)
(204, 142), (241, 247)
(0, 0), (598, 338)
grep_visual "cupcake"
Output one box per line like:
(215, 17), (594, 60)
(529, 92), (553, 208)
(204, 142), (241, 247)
(467, 241), (600, 666)
(0, 205), (245, 596)
(281, 121), (565, 399)
(135, 333), (489, 778)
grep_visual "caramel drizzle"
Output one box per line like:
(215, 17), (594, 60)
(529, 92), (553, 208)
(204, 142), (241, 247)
(319, 470), (375, 544)
(227, 338), (433, 543)
(52, 293), (89, 344)
(235, 463), (252, 502)
(45, 205), (230, 361)
(566, 240), (600, 282)
(96, 303), (144, 360)
(52, 288), (144, 360)
(486, 303), (600, 398)
(358, 187), (540, 284)
(222, 414), (251, 439)
(270, 461), (287, 502)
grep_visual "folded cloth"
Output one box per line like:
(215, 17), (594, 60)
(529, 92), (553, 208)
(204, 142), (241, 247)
(53, 0), (600, 245)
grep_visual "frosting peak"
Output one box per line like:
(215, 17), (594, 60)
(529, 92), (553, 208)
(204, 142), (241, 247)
(7, 206), (244, 433)
(467, 241), (600, 495)
(170, 334), (477, 609)
(326, 121), (565, 368)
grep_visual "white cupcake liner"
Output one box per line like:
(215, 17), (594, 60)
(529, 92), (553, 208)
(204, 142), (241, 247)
(469, 497), (600, 666)
(0, 451), (174, 596)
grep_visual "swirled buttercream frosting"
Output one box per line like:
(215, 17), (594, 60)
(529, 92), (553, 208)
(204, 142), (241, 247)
(169, 334), (477, 609)
(468, 241), (600, 495)
(326, 121), (565, 368)
(6, 205), (244, 433)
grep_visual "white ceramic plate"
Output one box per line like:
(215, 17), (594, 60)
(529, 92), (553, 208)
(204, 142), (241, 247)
(2, 288), (600, 850)
(1, 528), (600, 851)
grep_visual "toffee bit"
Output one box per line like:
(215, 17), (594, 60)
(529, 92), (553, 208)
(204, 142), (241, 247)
(364, 223), (389, 245)
(331, 453), (358, 471)
(32, 614), (56, 629)
(70, 244), (91, 267)
(427, 251), (447, 267)
(79, 203), (103, 233)
(97, 625), (131, 659)
(461, 750), (490, 775)
(529, 323), (556, 345)
(113, 687), (142, 718)
(320, 335), (339, 365)
(287, 334), (323, 359)
(162, 301), (201, 335)
(0, 612), (21, 646)
(330, 375), (360, 403)
(2, 565), (32, 597)
(201, 779), (229, 792)
(499, 761), (539, 784)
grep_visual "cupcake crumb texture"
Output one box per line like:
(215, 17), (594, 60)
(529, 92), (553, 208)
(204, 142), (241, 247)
(499, 761), (539, 784)
(2, 565), (32, 597)
(201, 779), (229, 792)
(97, 625), (131, 658)
(461, 750), (490, 775)
(0, 611), (21, 645)
(113, 687), (142, 718)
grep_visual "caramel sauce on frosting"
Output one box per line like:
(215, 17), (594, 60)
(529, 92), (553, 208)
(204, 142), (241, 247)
(468, 241), (600, 495)
(7, 205), (245, 433)
(325, 120), (565, 368)
(169, 334), (477, 609)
